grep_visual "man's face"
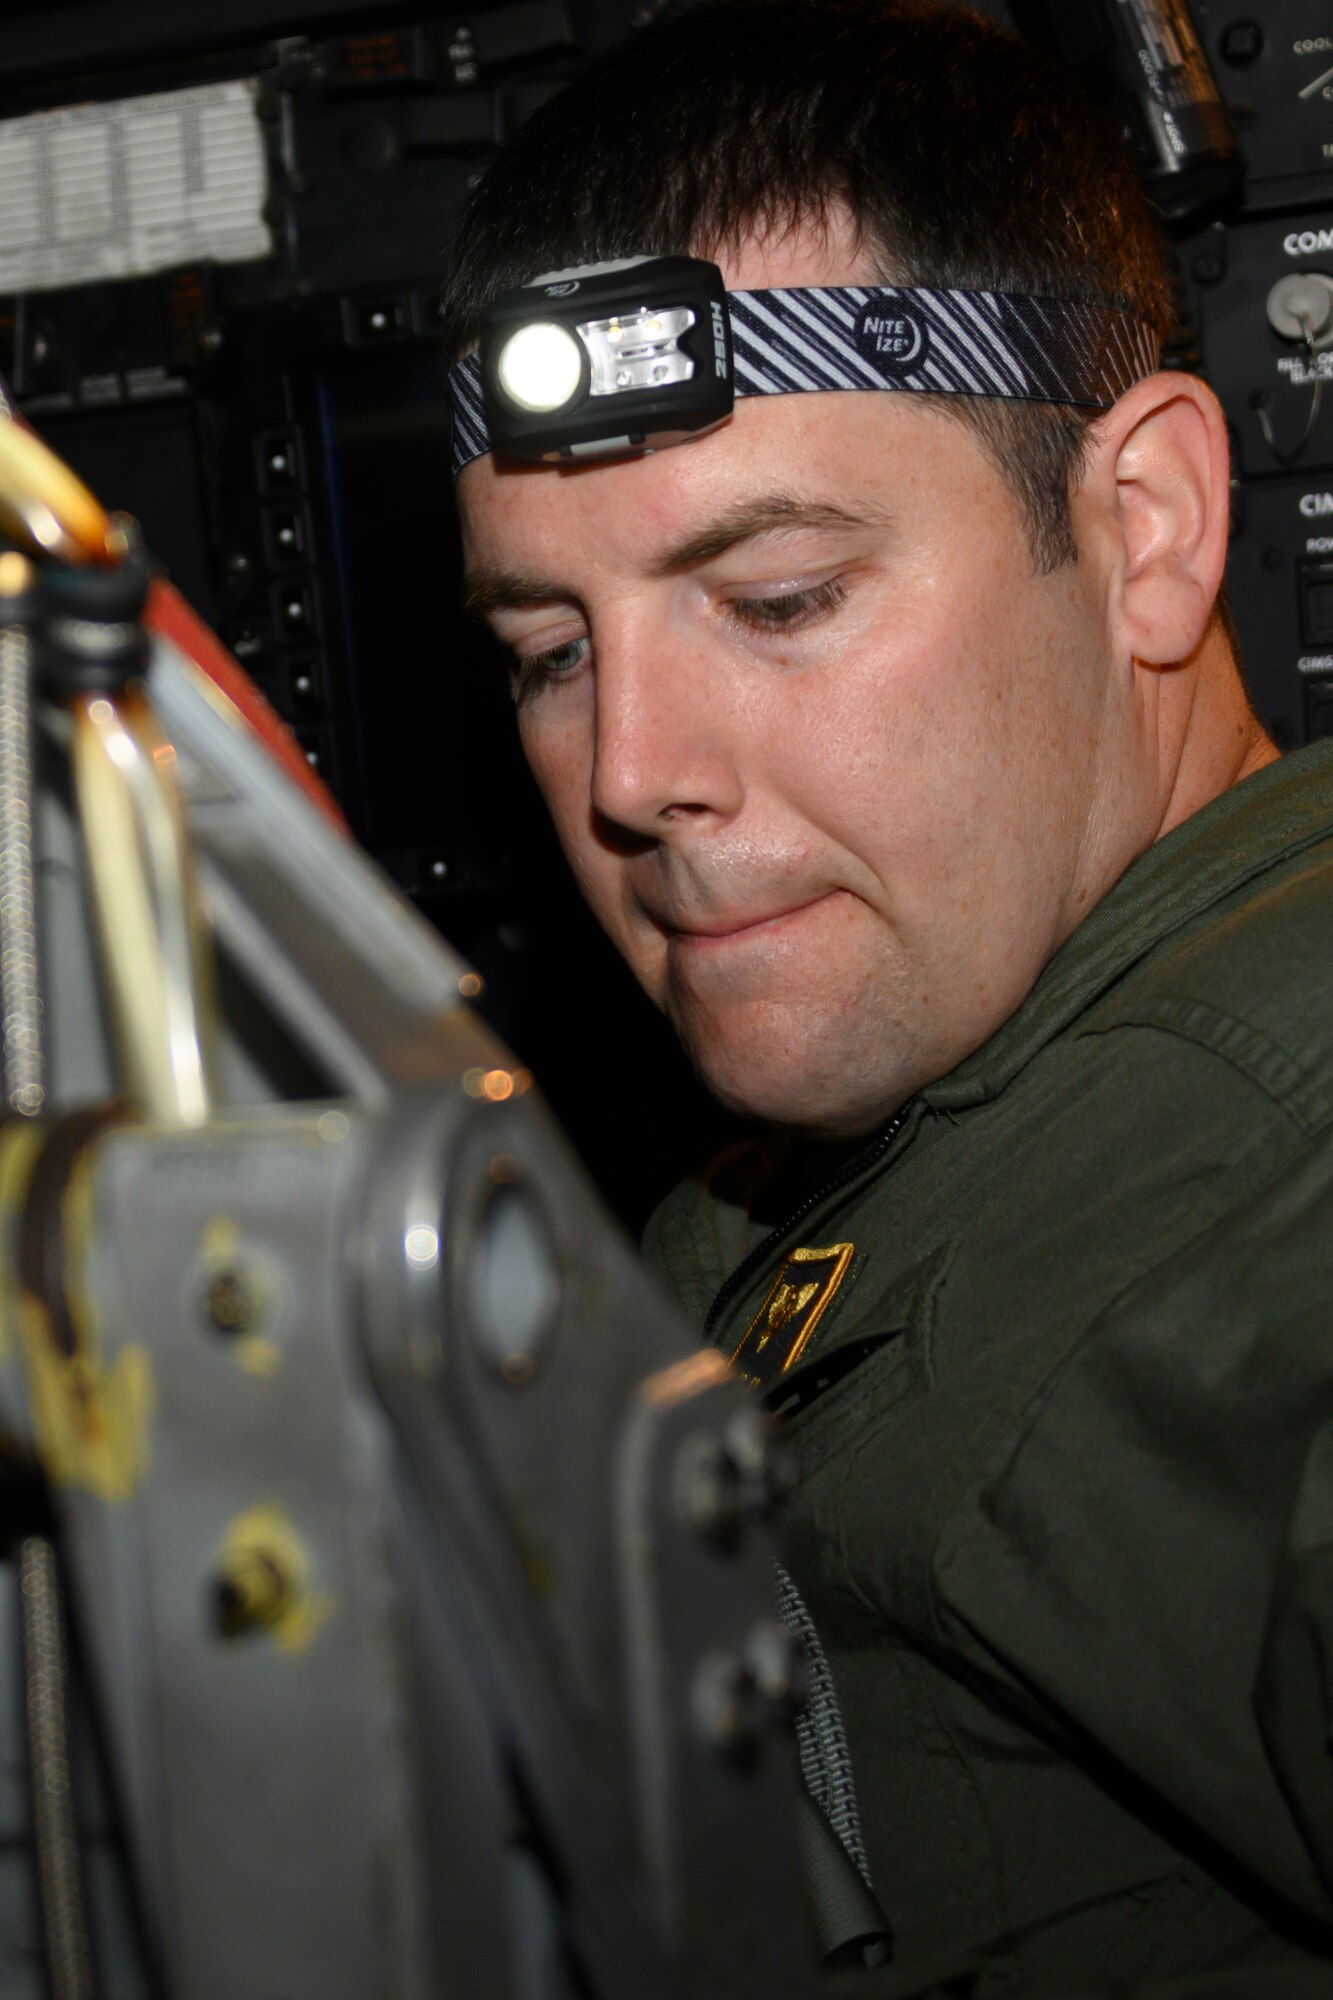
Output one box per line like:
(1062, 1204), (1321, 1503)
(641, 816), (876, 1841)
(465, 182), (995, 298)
(459, 227), (1143, 1139)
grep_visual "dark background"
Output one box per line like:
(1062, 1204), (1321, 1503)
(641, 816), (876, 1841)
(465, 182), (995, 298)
(1, 0), (1330, 1228)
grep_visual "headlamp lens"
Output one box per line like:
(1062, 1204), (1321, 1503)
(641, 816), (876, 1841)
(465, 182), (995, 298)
(494, 322), (584, 413)
(582, 307), (697, 396)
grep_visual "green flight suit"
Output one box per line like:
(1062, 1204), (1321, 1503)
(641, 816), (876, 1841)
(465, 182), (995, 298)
(644, 741), (1333, 1993)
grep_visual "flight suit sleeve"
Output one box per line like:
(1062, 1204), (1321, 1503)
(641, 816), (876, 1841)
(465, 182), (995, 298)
(927, 1122), (1333, 1928)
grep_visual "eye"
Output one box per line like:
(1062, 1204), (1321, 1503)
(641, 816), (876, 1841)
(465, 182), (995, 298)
(725, 576), (848, 634)
(510, 634), (590, 705)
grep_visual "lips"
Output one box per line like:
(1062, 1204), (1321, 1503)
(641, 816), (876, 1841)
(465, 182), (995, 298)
(675, 907), (803, 943)
(658, 890), (840, 945)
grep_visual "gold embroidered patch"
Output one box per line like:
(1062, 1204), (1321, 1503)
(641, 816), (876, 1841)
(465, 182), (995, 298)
(730, 1242), (854, 1390)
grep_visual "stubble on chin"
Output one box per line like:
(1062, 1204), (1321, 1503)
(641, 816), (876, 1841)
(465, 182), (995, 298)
(663, 977), (915, 1136)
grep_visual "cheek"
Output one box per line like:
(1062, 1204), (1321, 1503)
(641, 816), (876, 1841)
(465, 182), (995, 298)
(768, 584), (1078, 897)
(519, 704), (591, 828)
(519, 709), (660, 949)
(766, 627), (975, 862)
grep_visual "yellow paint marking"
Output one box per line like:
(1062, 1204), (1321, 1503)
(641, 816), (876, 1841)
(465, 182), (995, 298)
(0, 1121), (44, 1361)
(19, 1297), (154, 1502)
(17, 1139), (155, 1501)
(218, 1504), (335, 1654)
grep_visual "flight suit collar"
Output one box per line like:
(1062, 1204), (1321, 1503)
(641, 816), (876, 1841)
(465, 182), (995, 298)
(922, 741), (1333, 1117)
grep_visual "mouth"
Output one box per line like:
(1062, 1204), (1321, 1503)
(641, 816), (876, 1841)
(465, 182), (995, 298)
(664, 890), (840, 948)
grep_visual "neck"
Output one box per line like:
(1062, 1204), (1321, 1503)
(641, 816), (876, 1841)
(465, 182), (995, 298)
(1155, 622), (1278, 841)
(1064, 621), (1276, 954)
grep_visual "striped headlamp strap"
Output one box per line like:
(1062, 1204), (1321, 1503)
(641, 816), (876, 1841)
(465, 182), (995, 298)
(448, 272), (1162, 477)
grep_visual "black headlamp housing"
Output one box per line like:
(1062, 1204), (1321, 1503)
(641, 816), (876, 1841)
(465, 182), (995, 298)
(477, 256), (734, 463)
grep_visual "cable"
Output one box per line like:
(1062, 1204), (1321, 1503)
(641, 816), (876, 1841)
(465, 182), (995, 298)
(1, 556), (98, 1998)
(18, 1537), (96, 2000)
(0, 616), (45, 1115)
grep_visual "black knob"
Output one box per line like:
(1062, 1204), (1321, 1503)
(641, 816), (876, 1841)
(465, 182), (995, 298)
(1219, 20), (1263, 66)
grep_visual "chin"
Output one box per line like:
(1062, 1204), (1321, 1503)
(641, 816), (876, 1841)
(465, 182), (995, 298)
(687, 1032), (902, 1141)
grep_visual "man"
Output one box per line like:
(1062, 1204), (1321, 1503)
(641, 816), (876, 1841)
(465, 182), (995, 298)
(441, 1), (1333, 1988)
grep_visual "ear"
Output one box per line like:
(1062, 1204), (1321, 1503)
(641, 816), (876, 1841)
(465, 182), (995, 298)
(1074, 373), (1232, 667)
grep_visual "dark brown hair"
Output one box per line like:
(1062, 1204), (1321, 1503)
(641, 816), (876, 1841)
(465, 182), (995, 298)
(440, 0), (1179, 569)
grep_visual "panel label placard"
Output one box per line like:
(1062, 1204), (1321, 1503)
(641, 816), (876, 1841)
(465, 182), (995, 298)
(0, 78), (271, 294)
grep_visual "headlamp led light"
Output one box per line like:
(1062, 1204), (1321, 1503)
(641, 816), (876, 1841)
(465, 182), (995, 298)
(494, 320), (586, 413)
(449, 255), (1162, 474)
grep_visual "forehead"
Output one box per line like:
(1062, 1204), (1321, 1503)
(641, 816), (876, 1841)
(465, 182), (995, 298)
(457, 392), (1020, 602)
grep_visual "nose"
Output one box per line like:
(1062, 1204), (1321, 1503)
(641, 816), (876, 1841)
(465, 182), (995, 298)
(588, 615), (744, 842)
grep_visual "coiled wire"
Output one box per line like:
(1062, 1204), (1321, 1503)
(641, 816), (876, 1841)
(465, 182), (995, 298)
(0, 621), (44, 1117)
(19, 1538), (95, 2000)
(1, 589), (97, 1996)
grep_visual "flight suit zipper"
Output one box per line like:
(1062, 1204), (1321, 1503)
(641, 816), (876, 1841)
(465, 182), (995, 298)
(703, 1104), (913, 1344)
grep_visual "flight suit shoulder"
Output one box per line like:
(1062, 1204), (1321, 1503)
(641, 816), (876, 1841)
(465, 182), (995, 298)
(1080, 834), (1333, 1135)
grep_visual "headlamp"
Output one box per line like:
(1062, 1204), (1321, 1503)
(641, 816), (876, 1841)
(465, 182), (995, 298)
(472, 256), (733, 463)
(448, 257), (1163, 476)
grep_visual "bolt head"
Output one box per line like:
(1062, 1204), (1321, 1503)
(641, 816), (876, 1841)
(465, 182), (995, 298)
(744, 1621), (809, 1720)
(202, 1264), (258, 1336)
(675, 1430), (743, 1546)
(725, 1404), (797, 1516)
(691, 1650), (764, 1759)
(212, 1548), (292, 1637)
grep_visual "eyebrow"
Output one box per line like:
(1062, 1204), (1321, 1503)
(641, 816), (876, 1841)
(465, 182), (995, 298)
(461, 492), (891, 622)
